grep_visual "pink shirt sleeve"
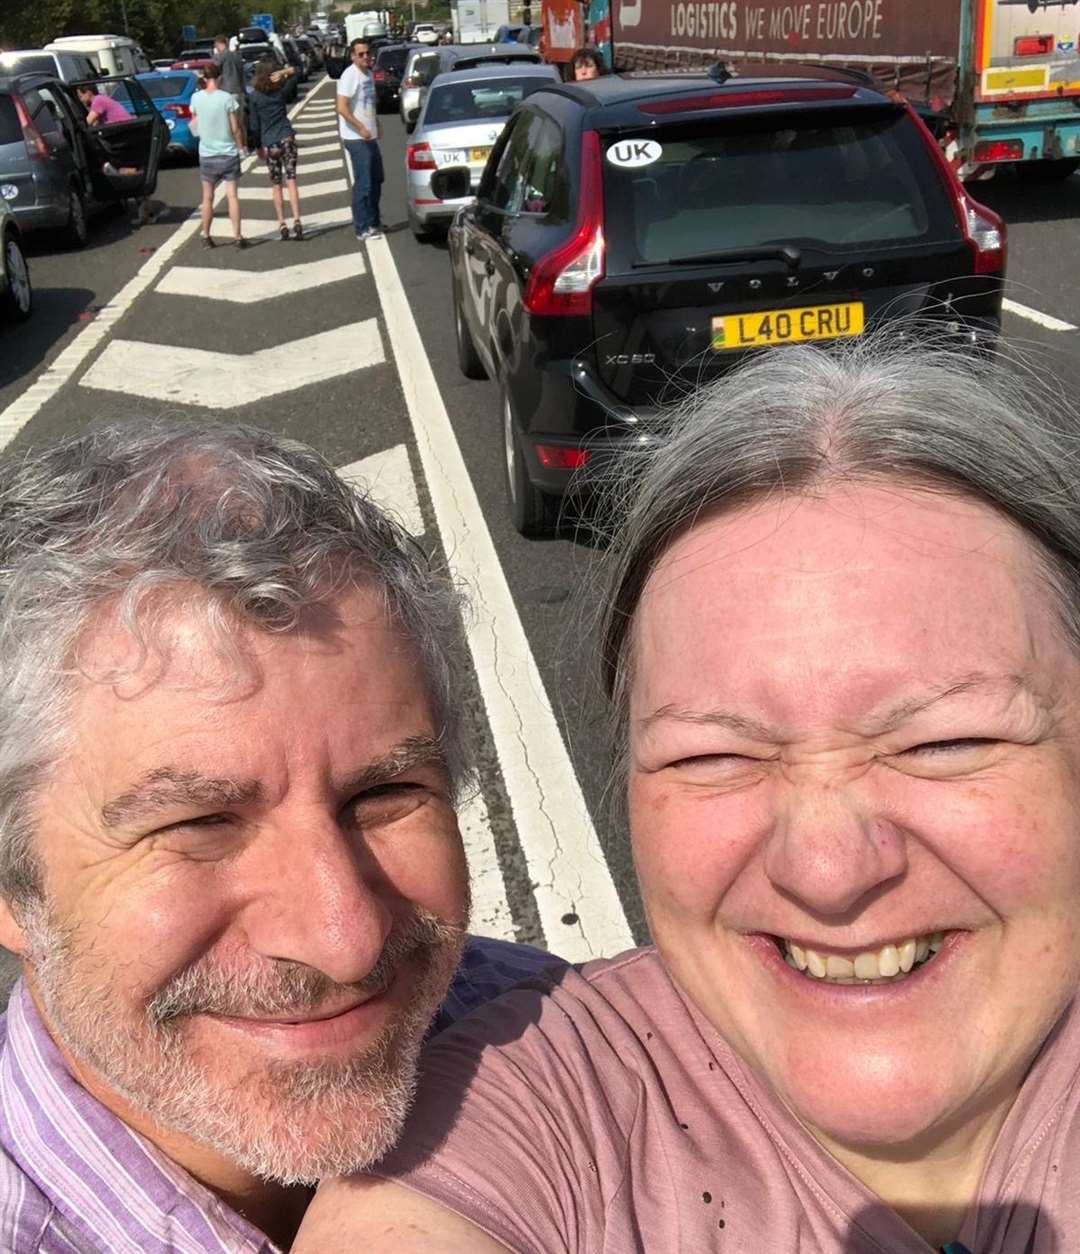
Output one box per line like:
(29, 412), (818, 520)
(372, 967), (639, 1254)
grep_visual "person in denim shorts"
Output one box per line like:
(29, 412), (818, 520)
(249, 60), (304, 242)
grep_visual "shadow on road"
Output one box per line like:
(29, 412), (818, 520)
(976, 167), (1080, 226)
(0, 286), (97, 389)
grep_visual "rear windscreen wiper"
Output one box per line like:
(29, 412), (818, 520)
(653, 244), (803, 269)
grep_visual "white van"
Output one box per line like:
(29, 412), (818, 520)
(0, 48), (99, 83)
(44, 35), (152, 78)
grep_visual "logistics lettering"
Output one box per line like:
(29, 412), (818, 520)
(670, 0), (738, 40)
(667, 0), (885, 45)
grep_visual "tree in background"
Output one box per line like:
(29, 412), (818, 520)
(1, 0), (304, 56)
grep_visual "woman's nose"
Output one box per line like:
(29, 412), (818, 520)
(763, 783), (908, 917)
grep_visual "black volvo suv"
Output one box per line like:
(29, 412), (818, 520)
(438, 66), (1006, 536)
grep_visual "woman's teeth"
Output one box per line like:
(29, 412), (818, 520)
(782, 932), (945, 984)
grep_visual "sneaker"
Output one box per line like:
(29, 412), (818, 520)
(233, 237), (249, 250)
(366, 227), (383, 240)
(201, 234), (215, 249)
(292, 220), (304, 241)
(278, 223), (289, 242)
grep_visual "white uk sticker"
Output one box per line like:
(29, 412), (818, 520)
(605, 139), (662, 168)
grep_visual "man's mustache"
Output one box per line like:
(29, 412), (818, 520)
(145, 909), (462, 1027)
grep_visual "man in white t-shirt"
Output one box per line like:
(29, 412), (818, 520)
(337, 39), (383, 241)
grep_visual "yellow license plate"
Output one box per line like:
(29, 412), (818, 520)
(469, 146), (491, 163)
(712, 301), (864, 350)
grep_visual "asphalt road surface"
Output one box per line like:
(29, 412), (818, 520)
(3, 74), (1080, 982)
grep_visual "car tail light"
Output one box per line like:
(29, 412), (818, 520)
(906, 105), (1006, 276)
(1014, 33), (1052, 55)
(535, 445), (590, 469)
(407, 141), (437, 169)
(12, 94), (48, 161)
(523, 130), (604, 317)
(974, 138), (1023, 162)
(165, 103), (192, 119)
(639, 86), (857, 115)
(373, 68), (385, 80)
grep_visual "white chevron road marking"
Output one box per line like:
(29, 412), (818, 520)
(156, 252), (365, 302)
(339, 444), (423, 536)
(237, 177), (349, 201)
(80, 322), (384, 408)
(297, 141), (342, 155)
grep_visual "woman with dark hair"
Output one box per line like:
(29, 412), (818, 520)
(570, 46), (606, 80)
(248, 58), (304, 241)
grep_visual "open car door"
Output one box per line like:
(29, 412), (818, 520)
(69, 74), (168, 201)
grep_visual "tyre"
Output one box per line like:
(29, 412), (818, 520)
(453, 275), (486, 379)
(503, 387), (559, 538)
(0, 232), (32, 322)
(64, 185), (88, 248)
(1018, 157), (1079, 182)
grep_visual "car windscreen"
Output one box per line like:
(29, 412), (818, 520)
(140, 75), (190, 99)
(424, 76), (543, 124)
(1, 54), (56, 76)
(0, 95), (21, 145)
(602, 108), (959, 271)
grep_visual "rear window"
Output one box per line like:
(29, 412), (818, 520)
(377, 46), (409, 71)
(241, 46), (274, 63)
(603, 108), (960, 270)
(0, 95), (21, 145)
(425, 76), (544, 124)
(141, 76), (190, 99)
(1, 54), (56, 76)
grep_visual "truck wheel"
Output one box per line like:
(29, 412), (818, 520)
(64, 186), (88, 248)
(503, 387), (558, 538)
(1019, 158), (1079, 182)
(0, 232), (32, 322)
(453, 275), (486, 379)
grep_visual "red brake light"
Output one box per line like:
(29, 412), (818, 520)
(164, 103), (192, 119)
(535, 445), (590, 469)
(523, 130), (604, 317)
(906, 105), (1006, 276)
(407, 141), (436, 170)
(12, 94), (48, 160)
(974, 138), (1024, 163)
(373, 68), (385, 80)
(639, 86), (857, 115)
(1014, 33), (1053, 55)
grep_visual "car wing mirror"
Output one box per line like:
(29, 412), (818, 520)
(431, 165), (471, 201)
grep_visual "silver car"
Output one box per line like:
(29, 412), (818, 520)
(399, 44), (542, 132)
(405, 62), (558, 239)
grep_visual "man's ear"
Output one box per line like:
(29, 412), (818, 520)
(0, 897), (27, 956)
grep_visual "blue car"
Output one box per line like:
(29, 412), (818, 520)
(136, 70), (199, 160)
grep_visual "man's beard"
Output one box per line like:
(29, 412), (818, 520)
(21, 901), (465, 1185)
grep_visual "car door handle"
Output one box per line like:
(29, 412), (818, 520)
(484, 260), (495, 276)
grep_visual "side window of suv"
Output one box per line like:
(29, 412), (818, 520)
(23, 90), (63, 145)
(520, 115), (567, 220)
(482, 111), (536, 213)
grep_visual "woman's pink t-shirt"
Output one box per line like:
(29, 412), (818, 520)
(375, 947), (1080, 1253)
(89, 94), (131, 124)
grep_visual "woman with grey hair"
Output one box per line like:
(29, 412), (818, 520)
(297, 336), (1080, 1253)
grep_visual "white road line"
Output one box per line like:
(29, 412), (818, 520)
(1002, 297), (1078, 332)
(0, 78), (337, 452)
(340, 445), (424, 537)
(243, 207), (353, 238)
(458, 788), (517, 941)
(297, 141), (343, 156)
(366, 234), (634, 962)
(237, 177), (348, 201)
(294, 120), (340, 132)
(81, 321), (384, 407)
(288, 157), (347, 175)
(157, 252), (365, 302)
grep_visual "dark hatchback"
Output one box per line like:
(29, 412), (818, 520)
(442, 68), (1006, 535)
(374, 42), (415, 112)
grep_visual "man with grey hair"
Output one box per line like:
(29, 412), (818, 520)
(0, 420), (558, 1252)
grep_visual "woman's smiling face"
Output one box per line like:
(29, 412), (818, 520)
(627, 483), (1080, 1153)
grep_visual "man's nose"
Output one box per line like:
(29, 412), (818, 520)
(763, 782), (908, 917)
(238, 814), (394, 986)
